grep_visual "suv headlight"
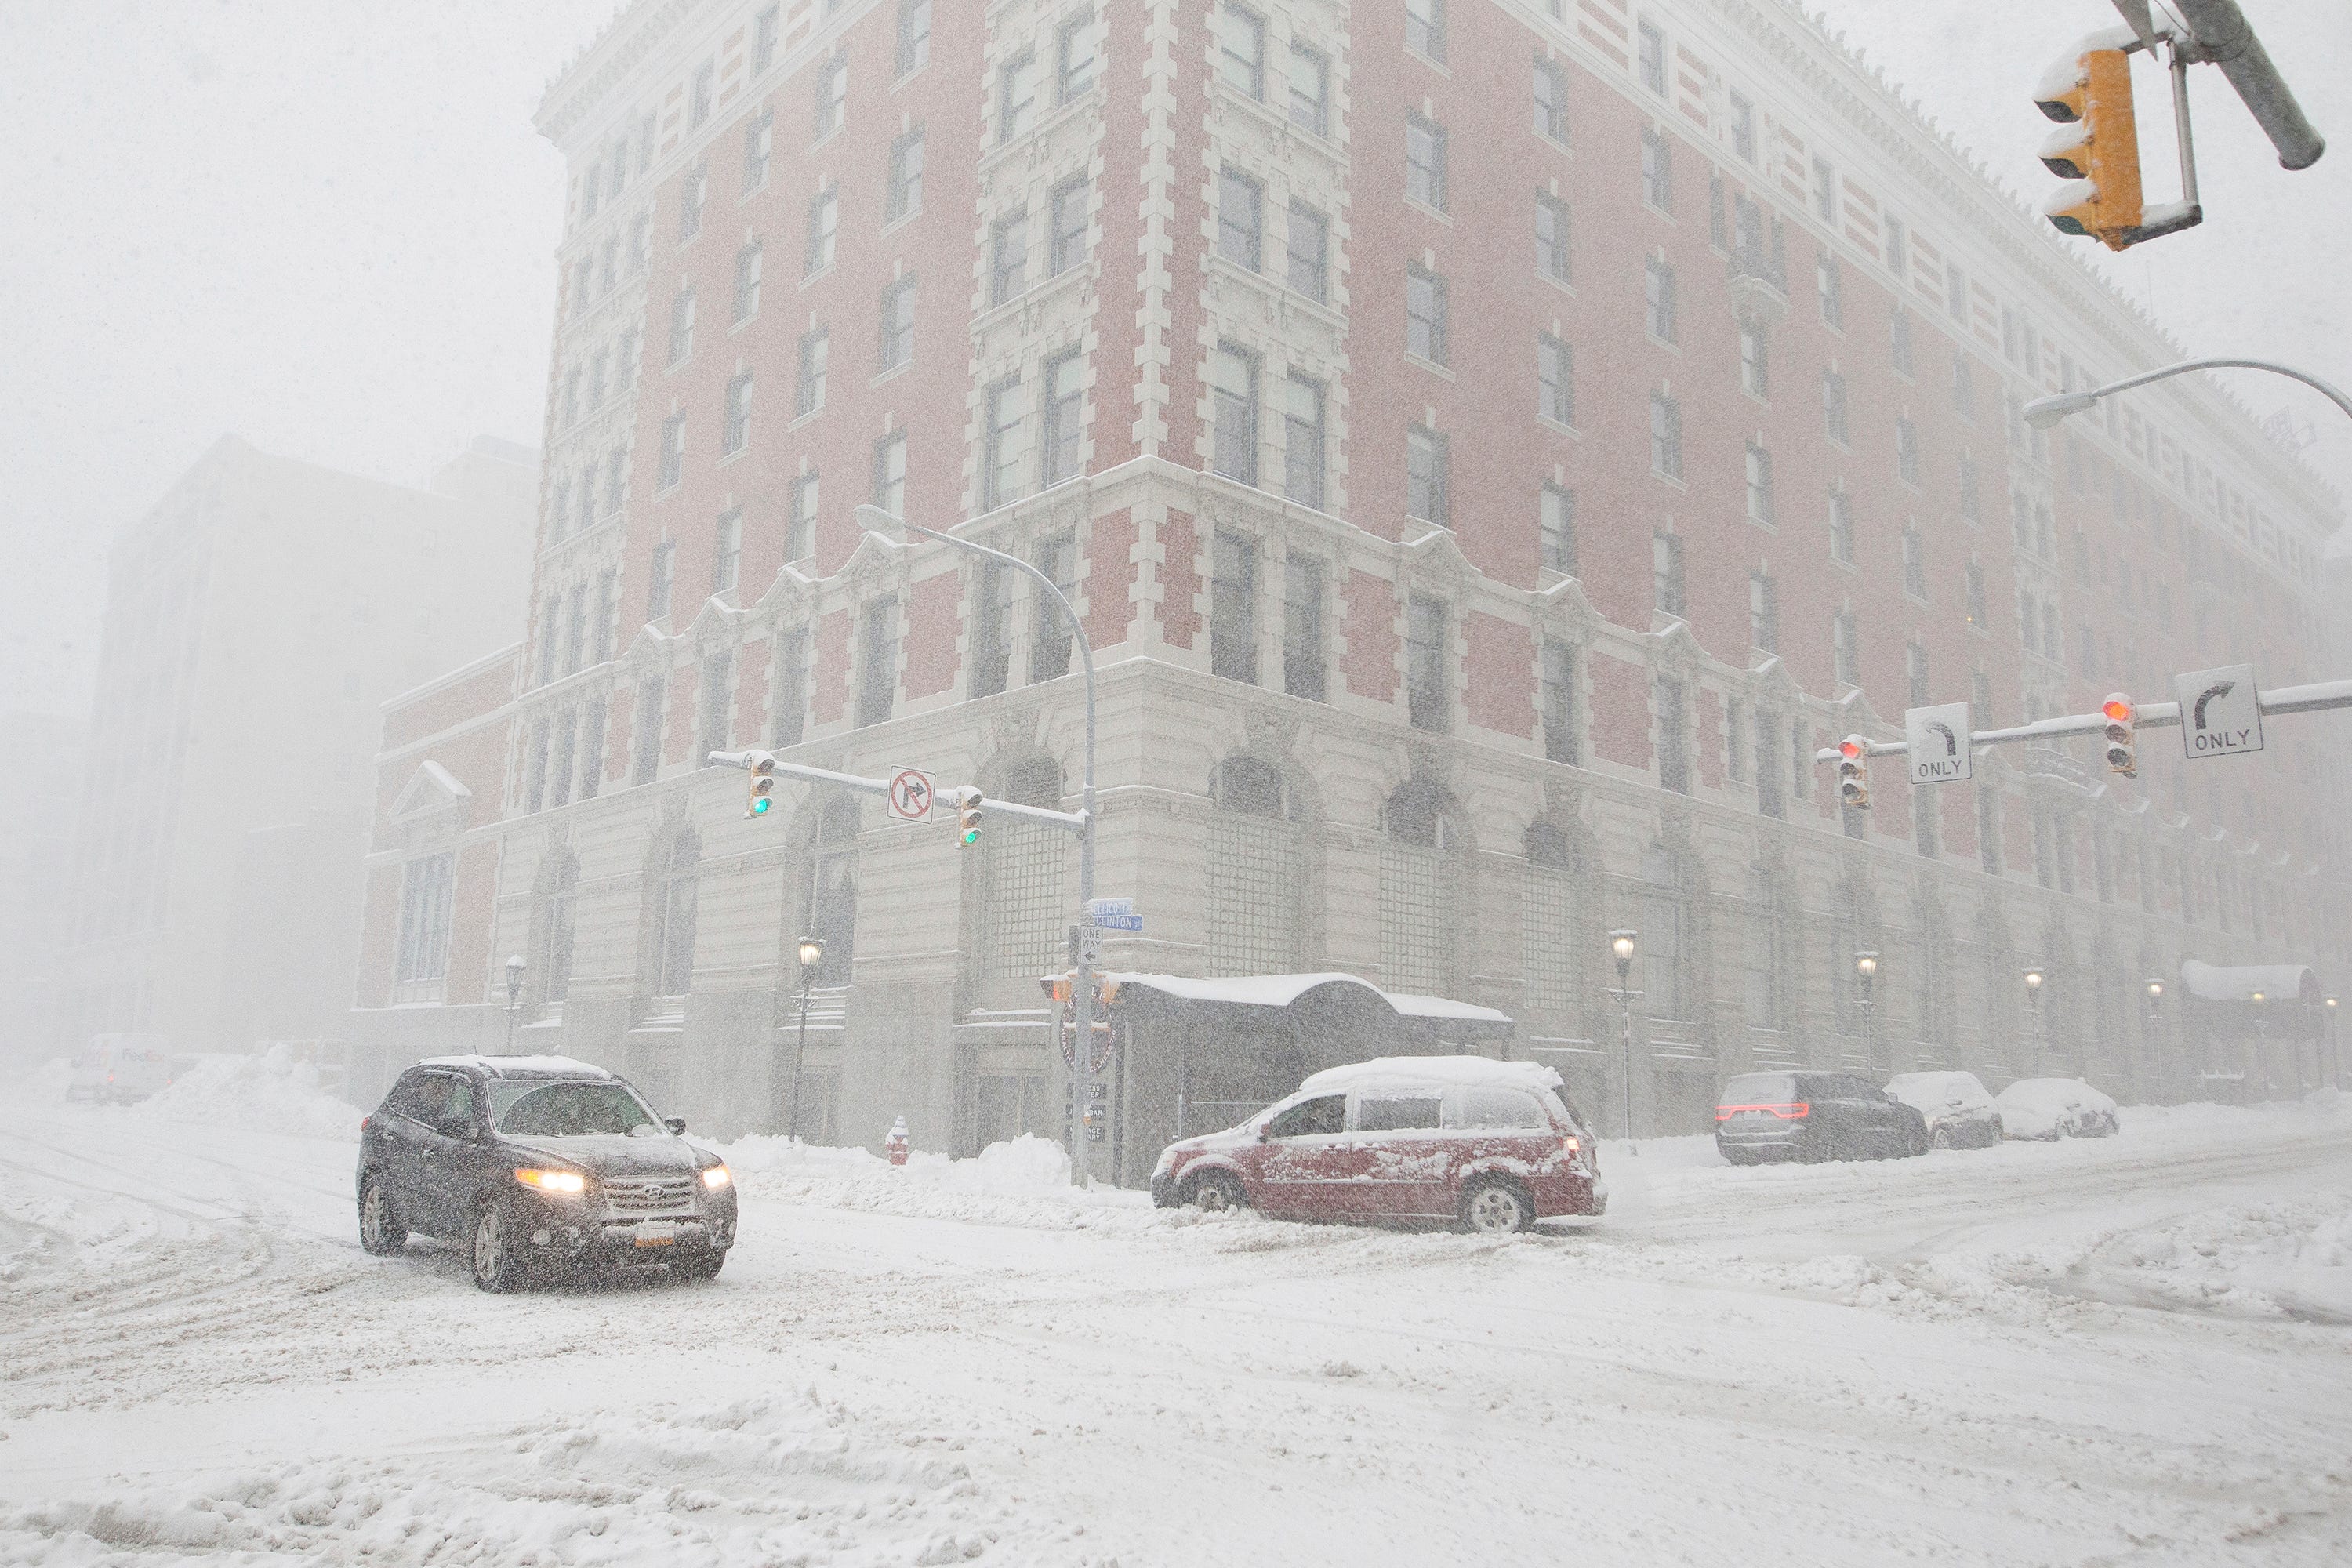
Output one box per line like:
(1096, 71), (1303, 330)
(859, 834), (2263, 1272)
(514, 1167), (587, 1196)
(699, 1165), (731, 1190)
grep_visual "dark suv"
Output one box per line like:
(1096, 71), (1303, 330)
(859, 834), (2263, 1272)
(1714, 1071), (1927, 1164)
(356, 1054), (738, 1291)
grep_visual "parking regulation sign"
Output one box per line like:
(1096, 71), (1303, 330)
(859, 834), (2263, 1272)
(885, 766), (935, 821)
(1904, 702), (1972, 786)
(2173, 665), (2263, 760)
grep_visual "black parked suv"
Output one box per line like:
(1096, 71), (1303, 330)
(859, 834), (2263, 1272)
(1714, 1071), (1927, 1164)
(356, 1054), (738, 1291)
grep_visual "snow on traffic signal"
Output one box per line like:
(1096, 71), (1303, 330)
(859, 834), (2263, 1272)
(2035, 43), (2144, 250)
(2101, 694), (2137, 777)
(1837, 736), (1871, 810)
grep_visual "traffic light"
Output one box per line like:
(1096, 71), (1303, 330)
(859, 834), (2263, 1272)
(2101, 694), (2137, 777)
(744, 750), (777, 818)
(956, 786), (983, 848)
(2034, 44), (2143, 250)
(1837, 735), (1871, 809)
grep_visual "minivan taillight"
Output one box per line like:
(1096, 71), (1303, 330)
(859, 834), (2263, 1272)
(1715, 1102), (1810, 1121)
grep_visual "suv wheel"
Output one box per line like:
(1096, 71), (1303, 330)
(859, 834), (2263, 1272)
(1930, 1126), (1954, 1152)
(358, 1176), (408, 1256)
(1459, 1178), (1534, 1236)
(471, 1201), (525, 1293)
(1184, 1170), (1248, 1213)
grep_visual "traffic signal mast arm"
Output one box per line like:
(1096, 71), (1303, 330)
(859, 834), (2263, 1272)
(1812, 676), (2352, 766)
(708, 750), (1089, 833)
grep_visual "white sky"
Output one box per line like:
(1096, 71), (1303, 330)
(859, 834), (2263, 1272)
(1, 0), (2344, 720)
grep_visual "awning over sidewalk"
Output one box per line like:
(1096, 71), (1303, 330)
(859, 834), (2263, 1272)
(2178, 960), (2319, 1004)
(1094, 971), (1515, 1040)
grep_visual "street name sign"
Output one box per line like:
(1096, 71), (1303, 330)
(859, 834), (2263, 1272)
(885, 766), (935, 821)
(1086, 897), (1144, 931)
(1904, 702), (1973, 784)
(2172, 665), (2263, 760)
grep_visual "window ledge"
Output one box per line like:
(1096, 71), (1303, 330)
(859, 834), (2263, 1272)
(1537, 415), (1579, 440)
(1650, 470), (1688, 492)
(789, 405), (824, 431)
(1646, 334), (1682, 356)
(1404, 197), (1454, 226)
(881, 205), (921, 237)
(1404, 352), (1454, 381)
(718, 445), (750, 467)
(800, 262), (835, 290)
(1404, 45), (1451, 77)
(872, 359), (913, 388)
(739, 177), (768, 205)
(728, 312), (757, 336)
(1539, 270), (1575, 297)
(893, 61), (929, 94)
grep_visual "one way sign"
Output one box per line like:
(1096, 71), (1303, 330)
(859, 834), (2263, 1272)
(2173, 665), (2263, 760)
(1904, 702), (1972, 785)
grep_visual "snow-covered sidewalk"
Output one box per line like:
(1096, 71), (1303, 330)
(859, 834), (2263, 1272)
(2, 1058), (2348, 1565)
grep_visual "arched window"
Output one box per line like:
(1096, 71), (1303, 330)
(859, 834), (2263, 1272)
(809, 796), (860, 987)
(535, 851), (579, 1003)
(1379, 779), (1458, 995)
(983, 758), (1066, 980)
(1208, 756), (1300, 975)
(649, 828), (700, 1000)
(1639, 844), (1691, 1023)
(1521, 820), (1579, 1014)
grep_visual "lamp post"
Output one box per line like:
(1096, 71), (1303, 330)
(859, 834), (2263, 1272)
(2024, 358), (2352, 433)
(858, 505), (1098, 1186)
(2249, 989), (2269, 1101)
(503, 954), (525, 1052)
(1610, 930), (1639, 1156)
(2143, 980), (2166, 1102)
(2024, 968), (2045, 1074)
(1855, 951), (1879, 1073)
(2327, 996), (2340, 1091)
(786, 936), (824, 1142)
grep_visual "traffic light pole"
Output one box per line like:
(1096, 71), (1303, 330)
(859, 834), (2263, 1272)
(1815, 676), (2352, 767)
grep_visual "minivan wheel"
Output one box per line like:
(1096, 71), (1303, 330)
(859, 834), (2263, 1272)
(1930, 1125), (1953, 1152)
(471, 1201), (525, 1293)
(1185, 1171), (1248, 1214)
(358, 1176), (408, 1256)
(1459, 1178), (1534, 1236)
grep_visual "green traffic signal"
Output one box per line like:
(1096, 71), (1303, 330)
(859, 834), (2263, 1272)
(752, 797), (772, 815)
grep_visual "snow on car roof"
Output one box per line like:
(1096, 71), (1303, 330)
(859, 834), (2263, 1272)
(1997, 1077), (2117, 1111)
(1098, 972), (1513, 1025)
(1298, 1054), (1563, 1098)
(416, 1054), (615, 1079)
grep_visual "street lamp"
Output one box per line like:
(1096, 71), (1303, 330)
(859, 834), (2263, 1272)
(503, 954), (526, 1052)
(2143, 980), (2166, 1102)
(1854, 951), (1879, 1072)
(2024, 968), (2045, 1073)
(2024, 358), (2352, 432)
(2250, 989), (2269, 1101)
(1610, 930), (1639, 1156)
(786, 936), (824, 1142)
(2328, 996), (2340, 1091)
(858, 504), (1101, 1186)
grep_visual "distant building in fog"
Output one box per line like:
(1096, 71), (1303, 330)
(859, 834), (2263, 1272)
(55, 434), (538, 1057)
(353, 0), (2346, 1169)
(0, 711), (86, 1072)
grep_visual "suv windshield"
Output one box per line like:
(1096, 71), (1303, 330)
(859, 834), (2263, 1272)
(490, 1080), (662, 1138)
(1719, 1073), (1798, 1105)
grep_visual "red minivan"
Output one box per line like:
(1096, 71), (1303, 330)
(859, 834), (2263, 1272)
(1149, 1057), (1605, 1233)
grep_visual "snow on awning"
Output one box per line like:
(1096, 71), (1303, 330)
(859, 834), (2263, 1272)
(2178, 960), (2318, 1004)
(1091, 971), (1513, 1033)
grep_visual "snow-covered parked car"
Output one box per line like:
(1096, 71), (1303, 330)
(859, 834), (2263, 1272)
(1994, 1077), (2120, 1141)
(1149, 1056), (1605, 1233)
(1885, 1071), (2004, 1149)
(357, 1054), (738, 1291)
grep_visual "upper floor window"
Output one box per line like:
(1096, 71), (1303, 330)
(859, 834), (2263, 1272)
(1536, 192), (1570, 282)
(796, 326), (829, 418)
(731, 241), (763, 322)
(1534, 56), (1568, 143)
(1407, 426), (1449, 527)
(1817, 253), (1842, 328)
(1406, 593), (1450, 732)
(713, 510), (742, 593)
(658, 415), (686, 490)
(1821, 368), (1849, 443)
(1640, 128), (1672, 212)
(1283, 552), (1326, 700)
(1729, 91), (1755, 161)
(722, 372), (754, 456)
(690, 61), (715, 127)
(1749, 569), (1778, 652)
(1828, 488), (1854, 563)
(679, 160), (708, 241)
(1043, 350), (1086, 486)
(1056, 12), (1097, 103)
(1287, 202), (1329, 301)
(1211, 344), (1259, 485)
(804, 187), (839, 276)
(1810, 155), (1838, 223)
(1643, 258), (1676, 343)
(1895, 416), (1919, 485)
(1406, 0), (1446, 64)
(896, 0), (931, 78)
(999, 51), (1040, 142)
(1537, 334), (1573, 426)
(1637, 20), (1665, 93)
(984, 376), (1027, 510)
(647, 538), (677, 620)
(1218, 4), (1265, 99)
(1406, 265), (1448, 364)
(989, 209), (1030, 304)
(1406, 114), (1447, 211)
(1284, 374), (1325, 510)
(814, 54), (848, 141)
(1831, 606), (1858, 685)
(1050, 177), (1090, 274)
(856, 597), (898, 728)
(743, 109), (774, 190)
(1218, 168), (1263, 270)
(753, 5), (782, 73)
(1287, 41), (1328, 134)
(1884, 215), (1908, 278)
(788, 472), (819, 559)
(1650, 390), (1682, 479)
(1652, 529), (1685, 616)
(886, 129), (924, 223)
(878, 276), (916, 371)
(1890, 307), (1914, 377)
(1902, 524), (1926, 599)
(1744, 442), (1774, 525)
(872, 430), (907, 517)
(1210, 529), (1258, 683)
(1740, 325), (1769, 397)
(1541, 640), (1577, 764)
(1540, 484), (1576, 575)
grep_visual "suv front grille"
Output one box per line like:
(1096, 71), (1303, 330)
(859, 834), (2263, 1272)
(603, 1176), (697, 1216)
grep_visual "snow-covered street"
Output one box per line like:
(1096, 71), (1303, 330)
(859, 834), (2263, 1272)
(4, 1062), (2350, 1566)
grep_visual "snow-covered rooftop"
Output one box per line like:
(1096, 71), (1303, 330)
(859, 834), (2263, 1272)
(1096, 972), (1512, 1029)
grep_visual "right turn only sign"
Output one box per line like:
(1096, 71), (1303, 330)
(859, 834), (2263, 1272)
(1904, 702), (1972, 785)
(2173, 665), (2263, 760)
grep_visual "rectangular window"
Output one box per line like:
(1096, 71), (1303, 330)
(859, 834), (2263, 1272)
(1895, 416), (1919, 485)
(1537, 334), (1573, 426)
(1726, 699), (1748, 783)
(1406, 594), (1449, 731)
(1540, 484), (1576, 575)
(1730, 91), (1755, 161)
(1283, 373), (1325, 508)
(1902, 526), (1926, 598)
(1656, 675), (1687, 793)
(1749, 569), (1777, 652)
(537, 595), (559, 686)
(1755, 706), (1784, 817)
(565, 584), (589, 673)
(721, 372), (753, 456)
(1952, 353), (1975, 418)
(1889, 308), (1915, 377)
(753, 5), (781, 73)
(1640, 128), (1672, 211)
(1817, 253), (1842, 327)
(885, 129), (924, 223)
(1406, 114), (1446, 212)
(1652, 530), (1685, 617)
(1828, 488), (1853, 563)
(1287, 41), (1327, 134)
(985, 376), (1026, 510)
(647, 539), (676, 622)
(1406, 0), (1446, 61)
(732, 241), (763, 321)
(658, 413), (686, 489)
(1745, 443), (1774, 525)
(669, 288), (695, 365)
(1535, 192), (1571, 282)
(970, 561), (1014, 698)
(989, 209), (1029, 304)
(1406, 265), (1448, 365)
(1832, 608), (1858, 685)
(1541, 639), (1577, 764)
(1289, 552), (1327, 700)
(1042, 350), (1085, 486)
(1406, 426), (1449, 527)
(788, 472), (819, 560)
(1534, 55), (1567, 143)
(1056, 12), (1097, 103)
(1740, 325), (1769, 397)
(1210, 529), (1258, 683)
(999, 50), (1040, 142)
(1965, 562), (1987, 627)
(1644, 258), (1676, 343)
(1031, 531), (1078, 682)
(1650, 390), (1682, 478)
(856, 597), (898, 727)
(1217, 168), (1263, 270)
(877, 275), (916, 371)
(897, 0), (931, 78)
(690, 61), (714, 127)
(1286, 201), (1328, 301)
(1958, 456), (1980, 521)
(1821, 369), (1848, 442)
(771, 630), (808, 748)
(860, 434), (904, 522)
(394, 852), (457, 993)
(1210, 343), (1259, 485)
(795, 327), (829, 418)
(743, 109), (774, 190)
(1811, 156), (1838, 223)
(1637, 20), (1665, 93)
(593, 569), (616, 661)
(804, 187), (838, 275)
(1790, 721), (1811, 802)
(1219, 3), (1265, 97)
(1907, 641), (1930, 707)
(1049, 177), (1089, 274)
(699, 651), (734, 755)
(1945, 260), (1967, 321)
(814, 53), (848, 141)
(1883, 214), (1907, 278)
(633, 673), (666, 785)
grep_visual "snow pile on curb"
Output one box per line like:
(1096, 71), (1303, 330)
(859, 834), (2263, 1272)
(131, 1045), (364, 1142)
(719, 1132), (1160, 1229)
(2087, 1192), (2352, 1321)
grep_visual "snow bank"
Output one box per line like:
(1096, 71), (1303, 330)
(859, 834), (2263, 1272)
(716, 1131), (1148, 1230)
(129, 1044), (365, 1142)
(2084, 1194), (2352, 1322)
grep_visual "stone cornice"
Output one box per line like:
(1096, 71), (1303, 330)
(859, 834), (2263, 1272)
(535, 0), (702, 147)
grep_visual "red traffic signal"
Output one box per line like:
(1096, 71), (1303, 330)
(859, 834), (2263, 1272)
(1836, 735), (1871, 809)
(2101, 694), (2137, 776)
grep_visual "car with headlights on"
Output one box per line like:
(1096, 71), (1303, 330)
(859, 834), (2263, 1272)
(355, 1054), (736, 1291)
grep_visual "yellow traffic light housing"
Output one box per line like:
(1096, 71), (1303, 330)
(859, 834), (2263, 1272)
(1836, 736), (1871, 810)
(2037, 47), (2144, 249)
(745, 751), (778, 818)
(2101, 695), (2137, 777)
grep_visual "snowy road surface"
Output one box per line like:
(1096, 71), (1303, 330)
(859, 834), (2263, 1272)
(2, 1069), (2350, 1566)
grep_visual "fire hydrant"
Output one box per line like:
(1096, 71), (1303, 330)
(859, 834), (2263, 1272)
(885, 1115), (910, 1167)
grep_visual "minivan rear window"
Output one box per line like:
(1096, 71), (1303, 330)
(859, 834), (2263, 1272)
(1450, 1088), (1548, 1130)
(1719, 1073), (1798, 1105)
(1358, 1095), (1443, 1131)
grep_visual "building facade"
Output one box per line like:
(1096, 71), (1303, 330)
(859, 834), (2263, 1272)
(58, 434), (538, 1058)
(352, 0), (2347, 1162)
(0, 711), (87, 1075)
